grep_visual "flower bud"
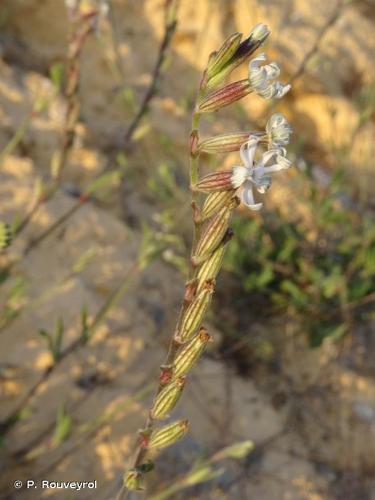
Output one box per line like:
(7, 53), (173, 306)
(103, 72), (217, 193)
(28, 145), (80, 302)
(124, 469), (144, 491)
(196, 233), (231, 292)
(197, 80), (252, 113)
(193, 202), (237, 263)
(148, 420), (189, 450)
(178, 280), (215, 342)
(207, 33), (242, 79)
(195, 170), (234, 193)
(250, 23), (270, 43)
(173, 327), (213, 377)
(206, 24), (270, 90)
(198, 132), (252, 154)
(201, 190), (236, 220)
(150, 377), (186, 420)
(266, 113), (292, 147)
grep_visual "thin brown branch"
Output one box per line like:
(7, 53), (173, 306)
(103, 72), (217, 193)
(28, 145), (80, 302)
(13, 8), (97, 240)
(288, 0), (345, 85)
(123, 0), (180, 147)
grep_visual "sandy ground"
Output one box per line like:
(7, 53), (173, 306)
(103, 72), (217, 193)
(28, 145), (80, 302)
(1, 1), (375, 499)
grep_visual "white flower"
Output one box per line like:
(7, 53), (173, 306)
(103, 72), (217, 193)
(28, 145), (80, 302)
(266, 113), (292, 147)
(231, 138), (292, 210)
(250, 23), (270, 43)
(249, 54), (291, 99)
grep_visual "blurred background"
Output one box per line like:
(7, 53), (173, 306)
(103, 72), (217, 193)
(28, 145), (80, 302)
(0, 0), (374, 498)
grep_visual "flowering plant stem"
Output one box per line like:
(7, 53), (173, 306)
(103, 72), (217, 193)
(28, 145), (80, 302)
(121, 23), (293, 496)
(118, 76), (207, 500)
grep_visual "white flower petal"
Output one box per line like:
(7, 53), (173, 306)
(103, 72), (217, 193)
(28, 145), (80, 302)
(262, 164), (286, 174)
(249, 53), (267, 70)
(241, 181), (263, 210)
(264, 62), (280, 79)
(231, 166), (248, 188)
(250, 23), (270, 42)
(274, 83), (291, 99)
(240, 138), (258, 168)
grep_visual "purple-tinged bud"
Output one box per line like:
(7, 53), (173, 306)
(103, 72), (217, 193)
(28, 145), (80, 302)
(194, 170), (234, 193)
(148, 420), (189, 450)
(206, 24), (270, 90)
(207, 33), (242, 79)
(197, 80), (252, 113)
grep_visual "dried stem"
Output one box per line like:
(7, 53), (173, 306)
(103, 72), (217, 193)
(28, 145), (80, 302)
(18, 0), (179, 255)
(13, 8), (97, 239)
(123, 0), (180, 147)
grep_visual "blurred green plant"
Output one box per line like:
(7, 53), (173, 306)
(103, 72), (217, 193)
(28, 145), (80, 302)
(52, 403), (72, 445)
(225, 166), (375, 347)
(0, 222), (12, 250)
(148, 162), (189, 275)
(151, 440), (254, 500)
(38, 318), (65, 364)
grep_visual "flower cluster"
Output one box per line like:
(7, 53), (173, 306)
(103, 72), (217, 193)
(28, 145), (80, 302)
(124, 22), (293, 495)
(195, 113), (292, 210)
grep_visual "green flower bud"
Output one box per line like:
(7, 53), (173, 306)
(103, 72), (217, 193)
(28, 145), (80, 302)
(201, 191), (236, 220)
(150, 377), (186, 420)
(178, 280), (215, 343)
(173, 327), (212, 377)
(148, 420), (189, 450)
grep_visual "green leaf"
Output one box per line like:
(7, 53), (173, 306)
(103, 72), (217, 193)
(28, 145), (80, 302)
(49, 62), (64, 93)
(53, 404), (72, 445)
(211, 440), (254, 461)
(80, 306), (89, 343)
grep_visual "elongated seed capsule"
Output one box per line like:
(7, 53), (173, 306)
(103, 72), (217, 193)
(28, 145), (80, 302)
(178, 280), (215, 342)
(195, 170), (234, 193)
(196, 241), (228, 293)
(148, 420), (189, 450)
(207, 33), (242, 78)
(201, 190), (236, 220)
(173, 327), (213, 378)
(198, 80), (252, 113)
(198, 132), (252, 154)
(193, 204), (235, 263)
(150, 377), (186, 420)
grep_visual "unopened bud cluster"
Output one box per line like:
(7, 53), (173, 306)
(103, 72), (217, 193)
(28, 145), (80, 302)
(125, 22), (293, 493)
